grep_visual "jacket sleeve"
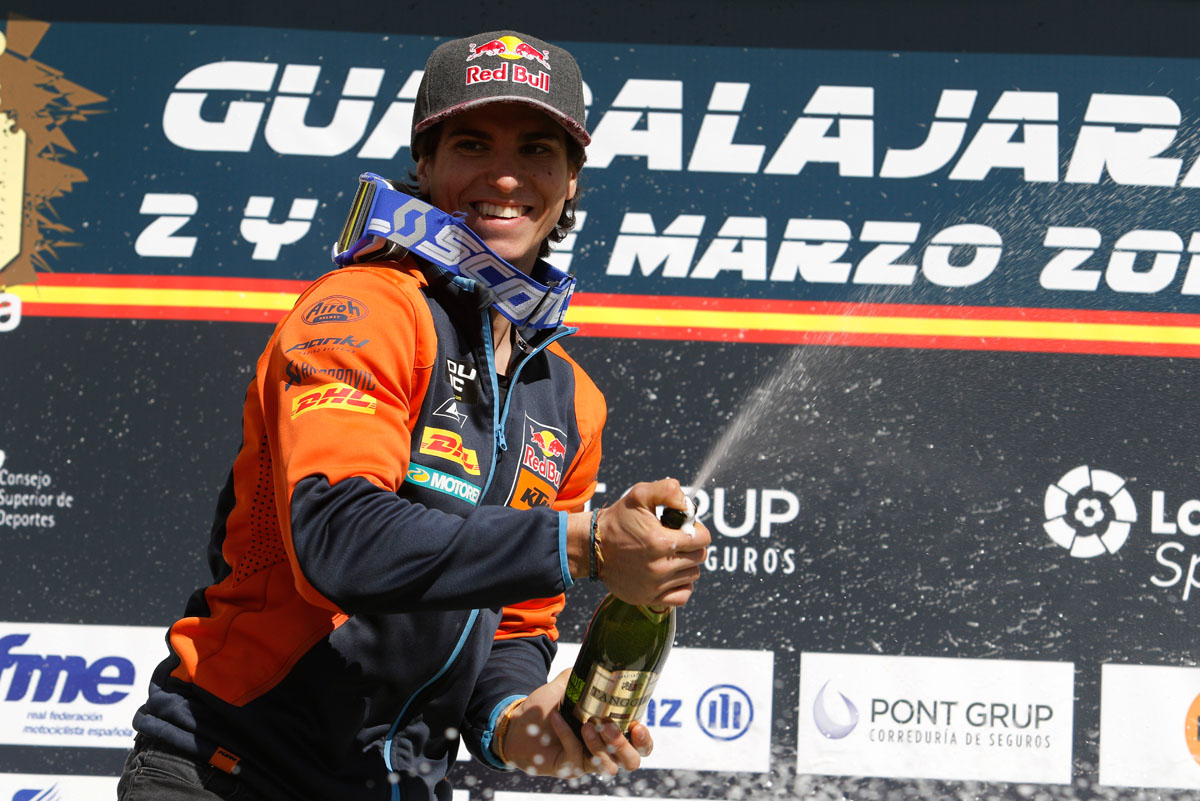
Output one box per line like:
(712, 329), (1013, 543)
(460, 634), (556, 770)
(548, 340), (607, 515)
(263, 266), (572, 615)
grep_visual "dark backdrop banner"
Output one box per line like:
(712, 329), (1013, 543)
(2, 11), (1199, 801)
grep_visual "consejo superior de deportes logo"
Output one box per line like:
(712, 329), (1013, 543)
(1043, 465), (1137, 558)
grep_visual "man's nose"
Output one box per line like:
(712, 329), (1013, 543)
(488, 153), (522, 192)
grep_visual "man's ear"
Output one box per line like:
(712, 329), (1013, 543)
(416, 156), (430, 196)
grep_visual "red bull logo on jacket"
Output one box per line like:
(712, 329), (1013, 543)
(464, 36), (550, 94)
(522, 419), (567, 488)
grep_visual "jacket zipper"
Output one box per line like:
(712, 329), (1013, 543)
(383, 607), (480, 801)
(479, 314), (577, 500)
(384, 316), (576, 798)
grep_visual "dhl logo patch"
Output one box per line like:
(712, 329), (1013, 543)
(419, 427), (480, 475)
(291, 382), (378, 419)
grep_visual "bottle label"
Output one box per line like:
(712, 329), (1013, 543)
(568, 664), (659, 731)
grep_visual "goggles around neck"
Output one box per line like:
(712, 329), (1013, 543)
(331, 172), (576, 330)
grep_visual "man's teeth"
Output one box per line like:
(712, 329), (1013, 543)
(475, 202), (526, 219)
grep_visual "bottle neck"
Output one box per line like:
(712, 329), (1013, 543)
(638, 605), (671, 622)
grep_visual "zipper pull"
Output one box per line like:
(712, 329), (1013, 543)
(514, 329), (535, 356)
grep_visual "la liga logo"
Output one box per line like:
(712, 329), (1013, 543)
(1043, 465), (1138, 558)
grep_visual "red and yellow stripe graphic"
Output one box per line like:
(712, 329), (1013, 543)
(9, 273), (1200, 357)
(8, 273), (305, 322)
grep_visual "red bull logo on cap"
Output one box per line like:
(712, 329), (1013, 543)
(466, 35), (551, 69)
(465, 35), (551, 94)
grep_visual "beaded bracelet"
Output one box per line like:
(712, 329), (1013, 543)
(588, 507), (601, 582)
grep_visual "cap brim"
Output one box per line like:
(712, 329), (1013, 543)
(413, 95), (591, 147)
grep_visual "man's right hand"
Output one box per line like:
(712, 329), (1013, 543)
(579, 478), (710, 607)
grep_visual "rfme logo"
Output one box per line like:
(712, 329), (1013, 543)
(697, 684), (753, 741)
(0, 775), (118, 799)
(15, 787), (62, 801)
(0, 623), (165, 749)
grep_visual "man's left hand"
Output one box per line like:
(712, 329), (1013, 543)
(497, 669), (653, 778)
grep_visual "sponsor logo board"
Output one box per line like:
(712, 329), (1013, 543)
(0, 774), (119, 799)
(1099, 663), (1200, 790)
(549, 644), (773, 773)
(0, 448), (75, 531)
(798, 651), (1074, 784)
(0, 774), (465, 801)
(1038, 465), (1200, 602)
(0, 622), (165, 749)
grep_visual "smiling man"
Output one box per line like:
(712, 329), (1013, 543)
(118, 31), (710, 801)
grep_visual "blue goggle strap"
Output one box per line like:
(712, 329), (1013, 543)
(331, 172), (575, 330)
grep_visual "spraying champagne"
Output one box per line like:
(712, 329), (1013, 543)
(559, 498), (696, 740)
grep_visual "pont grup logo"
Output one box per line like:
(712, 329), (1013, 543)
(1043, 465), (1138, 558)
(813, 679), (860, 739)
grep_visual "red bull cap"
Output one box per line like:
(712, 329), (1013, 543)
(412, 30), (589, 147)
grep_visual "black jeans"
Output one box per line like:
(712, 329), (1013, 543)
(117, 735), (265, 801)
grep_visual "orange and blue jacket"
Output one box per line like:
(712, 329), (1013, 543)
(133, 256), (605, 801)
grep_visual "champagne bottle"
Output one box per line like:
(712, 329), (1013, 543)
(559, 499), (695, 740)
